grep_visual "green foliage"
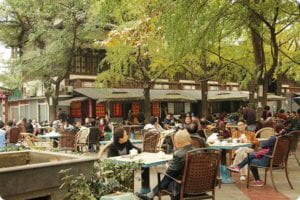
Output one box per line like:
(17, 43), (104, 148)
(0, 145), (27, 152)
(92, 0), (175, 88)
(60, 159), (141, 199)
(60, 169), (96, 200)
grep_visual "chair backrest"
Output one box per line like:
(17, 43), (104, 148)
(24, 135), (36, 148)
(98, 141), (112, 160)
(143, 131), (160, 153)
(271, 135), (292, 166)
(190, 136), (206, 148)
(76, 128), (90, 144)
(181, 149), (220, 197)
(203, 129), (213, 139)
(88, 127), (100, 144)
(255, 127), (275, 138)
(287, 130), (300, 153)
(59, 129), (77, 149)
(8, 127), (21, 143)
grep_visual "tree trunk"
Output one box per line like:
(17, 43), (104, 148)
(275, 75), (283, 110)
(143, 86), (151, 123)
(248, 80), (257, 109)
(201, 80), (208, 117)
(261, 77), (269, 108)
(48, 82), (60, 122)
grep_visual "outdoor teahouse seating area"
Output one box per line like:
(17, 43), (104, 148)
(1, 111), (299, 200)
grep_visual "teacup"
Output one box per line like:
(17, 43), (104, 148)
(130, 149), (138, 156)
(158, 151), (166, 159)
(214, 140), (221, 145)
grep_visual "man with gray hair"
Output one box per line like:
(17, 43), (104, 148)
(136, 130), (194, 200)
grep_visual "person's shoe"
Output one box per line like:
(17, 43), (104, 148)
(227, 166), (240, 173)
(240, 175), (246, 181)
(135, 192), (153, 200)
(249, 180), (264, 187)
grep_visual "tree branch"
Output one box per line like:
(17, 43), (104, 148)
(242, 2), (273, 30)
(279, 48), (300, 65)
(276, 18), (298, 35)
(205, 49), (254, 76)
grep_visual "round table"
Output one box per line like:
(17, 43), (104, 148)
(208, 142), (252, 184)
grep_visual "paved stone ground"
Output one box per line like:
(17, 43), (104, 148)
(82, 146), (300, 200)
(132, 156), (300, 200)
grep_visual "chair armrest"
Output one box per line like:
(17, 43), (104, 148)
(263, 155), (273, 158)
(157, 172), (182, 185)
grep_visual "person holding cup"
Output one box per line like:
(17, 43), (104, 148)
(230, 120), (258, 181)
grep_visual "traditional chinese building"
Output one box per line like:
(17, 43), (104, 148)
(0, 86), (12, 122)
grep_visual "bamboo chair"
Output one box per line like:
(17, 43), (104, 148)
(75, 128), (90, 152)
(255, 127), (275, 138)
(287, 130), (300, 166)
(246, 135), (293, 192)
(157, 149), (220, 200)
(143, 131), (160, 153)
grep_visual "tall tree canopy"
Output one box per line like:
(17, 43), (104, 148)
(92, 0), (175, 121)
(0, 0), (97, 120)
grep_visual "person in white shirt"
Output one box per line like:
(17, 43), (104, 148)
(144, 117), (165, 132)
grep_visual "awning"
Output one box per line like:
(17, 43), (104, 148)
(151, 92), (197, 102)
(98, 91), (144, 102)
(208, 91), (248, 102)
(74, 88), (286, 103)
(266, 94), (286, 101)
(59, 97), (88, 106)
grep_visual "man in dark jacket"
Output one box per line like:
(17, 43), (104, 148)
(136, 130), (194, 200)
(243, 106), (256, 131)
(286, 108), (300, 132)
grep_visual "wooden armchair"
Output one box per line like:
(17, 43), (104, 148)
(190, 136), (206, 148)
(255, 127), (275, 138)
(287, 130), (300, 166)
(59, 129), (77, 151)
(143, 131), (160, 153)
(88, 127), (100, 152)
(247, 135), (293, 192)
(7, 127), (21, 144)
(158, 149), (220, 200)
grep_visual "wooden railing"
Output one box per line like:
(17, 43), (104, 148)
(104, 81), (240, 91)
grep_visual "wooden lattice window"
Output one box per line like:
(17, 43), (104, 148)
(151, 102), (160, 117)
(132, 103), (140, 116)
(96, 103), (106, 117)
(70, 101), (81, 118)
(112, 103), (122, 117)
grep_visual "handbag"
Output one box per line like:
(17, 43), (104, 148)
(255, 148), (269, 158)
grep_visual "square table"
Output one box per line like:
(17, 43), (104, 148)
(100, 192), (135, 200)
(208, 142), (252, 184)
(99, 139), (142, 145)
(107, 152), (173, 193)
(38, 133), (61, 139)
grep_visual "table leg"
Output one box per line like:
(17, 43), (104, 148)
(140, 167), (151, 194)
(220, 149), (234, 184)
(130, 127), (135, 140)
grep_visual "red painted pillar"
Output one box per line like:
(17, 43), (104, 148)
(89, 99), (92, 118)
(4, 97), (8, 123)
